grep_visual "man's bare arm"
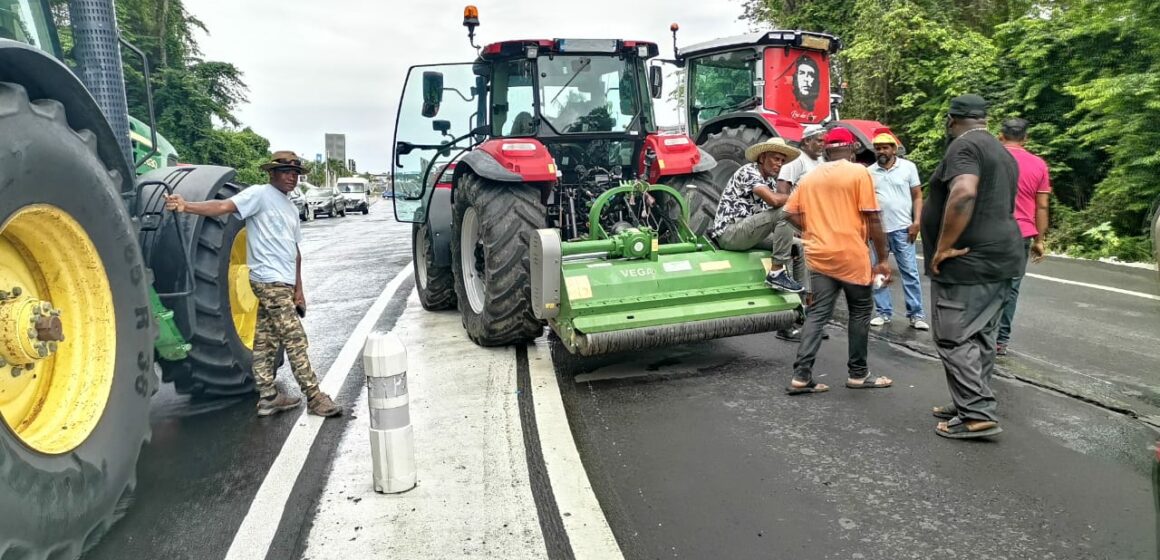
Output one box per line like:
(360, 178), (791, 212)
(165, 194), (237, 217)
(786, 211), (803, 230)
(907, 185), (923, 243)
(1034, 192), (1050, 242)
(754, 182), (790, 208)
(931, 174), (978, 274)
(866, 211), (889, 263)
(936, 175), (978, 253)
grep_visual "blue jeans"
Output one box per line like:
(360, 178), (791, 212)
(997, 237), (1033, 345)
(870, 229), (925, 320)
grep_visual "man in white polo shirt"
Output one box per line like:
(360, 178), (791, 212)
(165, 151), (343, 417)
(867, 133), (929, 330)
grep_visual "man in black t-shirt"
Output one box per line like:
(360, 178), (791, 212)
(921, 94), (1024, 440)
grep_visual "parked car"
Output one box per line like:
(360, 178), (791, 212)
(337, 177), (371, 215)
(304, 185), (345, 219)
(288, 187), (309, 221)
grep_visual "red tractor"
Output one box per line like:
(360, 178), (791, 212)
(392, 7), (719, 348)
(669, 28), (903, 233)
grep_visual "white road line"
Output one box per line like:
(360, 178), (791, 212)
(224, 263), (414, 560)
(1020, 272), (1160, 301)
(528, 340), (624, 560)
(913, 256), (1159, 301)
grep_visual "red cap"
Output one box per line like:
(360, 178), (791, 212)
(823, 127), (857, 148)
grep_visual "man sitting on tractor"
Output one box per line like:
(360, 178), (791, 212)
(708, 138), (805, 293)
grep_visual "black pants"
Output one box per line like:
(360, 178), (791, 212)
(793, 272), (873, 381)
(930, 279), (1011, 423)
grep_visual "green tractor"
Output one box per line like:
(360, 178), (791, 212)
(1, 0), (261, 554)
(392, 7), (800, 355)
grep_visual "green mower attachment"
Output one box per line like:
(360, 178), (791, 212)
(531, 181), (801, 356)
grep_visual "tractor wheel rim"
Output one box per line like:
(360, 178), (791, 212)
(0, 204), (115, 454)
(228, 228), (258, 349)
(460, 207), (486, 314)
(416, 224), (430, 289)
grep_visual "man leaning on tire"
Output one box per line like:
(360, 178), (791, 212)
(165, 151), (342, 418)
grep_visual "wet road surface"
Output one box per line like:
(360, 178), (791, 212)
(556, 327), (1158, 559)
(80, 197), (1159, 559)
(83, 200), (412, 560)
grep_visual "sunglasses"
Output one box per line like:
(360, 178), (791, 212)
(273, 158), (303, 166)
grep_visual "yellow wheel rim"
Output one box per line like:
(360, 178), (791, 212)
(0, 205), (115, 455)
(228, 228), (257, 349)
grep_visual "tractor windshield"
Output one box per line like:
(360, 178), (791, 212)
(0, 0), (57, 55)
(688, 49), (758, 129)
(538, 55), (647, 134)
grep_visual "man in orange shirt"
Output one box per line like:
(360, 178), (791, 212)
(783, 128), (894, 394)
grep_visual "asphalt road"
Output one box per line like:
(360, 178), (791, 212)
(82, 198), (414, 560)
(78, 197), (1159, 560)
(862, 254), (1160, 423)
(556, 327), (1158, 559)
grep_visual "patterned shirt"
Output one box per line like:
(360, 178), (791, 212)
(709, 163), (776, 238)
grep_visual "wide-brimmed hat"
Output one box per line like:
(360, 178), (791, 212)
(745, 137), (801, 163)
(260, 150), (309, 173)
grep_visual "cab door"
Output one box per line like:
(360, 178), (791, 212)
(391, 62), (480, 223)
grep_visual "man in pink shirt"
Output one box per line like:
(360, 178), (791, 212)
(998, 118), (1051, 355)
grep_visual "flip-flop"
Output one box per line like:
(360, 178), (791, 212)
(786, 380), (829, 395)
(845, 376), (892, 389)
(934, 420), (1002, 440)
(932, 404), (957, 419)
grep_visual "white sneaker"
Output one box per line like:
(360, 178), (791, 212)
(870, 316), (890, 327)
(910, 318), (930, 331)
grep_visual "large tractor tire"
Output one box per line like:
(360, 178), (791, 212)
(0, 82), (153, 558)
(451, 174), (545, 346)
(697, 124), (771, 230)
(660, 171), (718, 236)
(413, 222), (456, 310)
(141, 168), (265, 397)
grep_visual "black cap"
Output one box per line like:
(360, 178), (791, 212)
(948, 94), (988, 118)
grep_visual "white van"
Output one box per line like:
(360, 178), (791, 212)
(336, 177), (371, 214)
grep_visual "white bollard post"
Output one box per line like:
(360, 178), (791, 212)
(362, 331), (416, 493)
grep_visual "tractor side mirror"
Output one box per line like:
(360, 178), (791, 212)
(432, 119), (452, 137)
(421, 71), (445, 118)
(649, 65), (663, 99)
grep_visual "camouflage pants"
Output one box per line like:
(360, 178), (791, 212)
(250, 281), (320, 400)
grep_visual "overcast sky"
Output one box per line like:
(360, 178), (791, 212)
(186, 0), (754, 173)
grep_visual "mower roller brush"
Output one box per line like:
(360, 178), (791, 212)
(531, 181), (800, 356)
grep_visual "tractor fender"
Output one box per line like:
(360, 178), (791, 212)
(0, 39), (134, 195)
(694, 111), (804, 145)
(641, 133), (716, 182)
(454, 139), (557, 184)
(137, 165), (238, 337)
(454, 149), (524, 183)
(426, 186), (454, 267)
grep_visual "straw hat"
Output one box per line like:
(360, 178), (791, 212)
(744, 137), (801, 163)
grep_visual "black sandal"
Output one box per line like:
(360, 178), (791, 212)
(935, 419), (1002, 439)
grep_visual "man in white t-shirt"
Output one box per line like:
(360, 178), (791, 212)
(165, 151), (342, 417)
(866, 134), (929, 330)
(777, 124), (826, 193)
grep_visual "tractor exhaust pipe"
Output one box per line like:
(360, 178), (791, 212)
(67, 0), (133, 167)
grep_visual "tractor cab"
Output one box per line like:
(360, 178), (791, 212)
(676, 30), (841, 141)
(391, 35), (678, 238)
